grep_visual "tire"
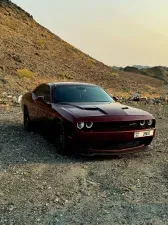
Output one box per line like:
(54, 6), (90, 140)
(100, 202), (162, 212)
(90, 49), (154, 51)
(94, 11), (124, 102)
(23, 107), (33, 132)
(144, 138), (153, 146)
(54, 122), (69, 155)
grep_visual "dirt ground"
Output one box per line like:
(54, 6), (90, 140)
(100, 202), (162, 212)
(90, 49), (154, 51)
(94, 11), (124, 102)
(0, 104), (168, 225)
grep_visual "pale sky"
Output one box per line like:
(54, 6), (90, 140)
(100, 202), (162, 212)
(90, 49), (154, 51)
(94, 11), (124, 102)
(12, 0), (168, 67)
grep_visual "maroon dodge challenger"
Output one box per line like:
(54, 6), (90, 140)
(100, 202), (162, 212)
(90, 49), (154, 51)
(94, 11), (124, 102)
(21, 82), (156, 156)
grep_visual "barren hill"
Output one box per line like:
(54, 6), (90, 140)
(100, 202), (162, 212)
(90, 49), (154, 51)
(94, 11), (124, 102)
(0, 0), (167, 97)
(123, 66), (168, 83)
(143, 66), (168, 82)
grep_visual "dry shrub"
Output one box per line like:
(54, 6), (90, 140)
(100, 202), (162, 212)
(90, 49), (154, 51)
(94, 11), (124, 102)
(36, 39), (46, 48)
(3, 17), (17, 31)
(111, 72), (119, 77)
(17, 69), (35, 79)
(58, 72), (73, 80)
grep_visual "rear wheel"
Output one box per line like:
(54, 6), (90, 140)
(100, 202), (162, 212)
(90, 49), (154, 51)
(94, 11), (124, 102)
(23, 107), (33, 132)
(54, 122), (69, 155)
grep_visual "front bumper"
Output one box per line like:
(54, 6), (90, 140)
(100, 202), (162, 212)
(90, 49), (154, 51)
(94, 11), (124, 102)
(80, 145), (149, 156)
(71, 129), (155, 155)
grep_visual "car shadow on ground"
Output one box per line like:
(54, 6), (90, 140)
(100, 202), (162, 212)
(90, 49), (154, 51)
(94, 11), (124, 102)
(0, 122), (151, 168)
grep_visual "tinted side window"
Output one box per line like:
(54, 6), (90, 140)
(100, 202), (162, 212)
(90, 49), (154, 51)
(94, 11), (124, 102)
(35, 85), (51, 102)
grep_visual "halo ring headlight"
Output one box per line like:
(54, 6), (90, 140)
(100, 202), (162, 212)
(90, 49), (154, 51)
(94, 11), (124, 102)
(147, 120), (153, 126)
(86, 122), (93, 129)
(77, 122), (85, 130)
(140, 120), (146, 126)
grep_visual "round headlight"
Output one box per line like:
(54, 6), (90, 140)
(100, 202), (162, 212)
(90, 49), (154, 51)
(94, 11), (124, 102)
(86, 122), (93, 129)
(77, 122), (85, 130)
(140, 120), (146, 126)
(147, 120), (153, 126)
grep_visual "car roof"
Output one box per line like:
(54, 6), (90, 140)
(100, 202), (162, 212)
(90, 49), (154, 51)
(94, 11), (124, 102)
(48, 82), (98, 87)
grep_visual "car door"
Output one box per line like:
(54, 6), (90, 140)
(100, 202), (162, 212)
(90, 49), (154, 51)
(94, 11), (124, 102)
(32, 84), (52, 124)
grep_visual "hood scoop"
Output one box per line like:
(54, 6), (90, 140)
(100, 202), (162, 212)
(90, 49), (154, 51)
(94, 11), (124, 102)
(69, 105), (99, 111)
(83, 107), (98, 110)
(82, 107), (108, 115)
(121, 107), (129, 110)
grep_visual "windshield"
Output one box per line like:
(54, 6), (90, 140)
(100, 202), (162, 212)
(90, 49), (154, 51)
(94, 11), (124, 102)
(54, 85), (114, 103)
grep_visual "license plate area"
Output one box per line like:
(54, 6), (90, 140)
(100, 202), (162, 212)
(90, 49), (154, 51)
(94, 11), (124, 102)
(134, 130), (154, 138)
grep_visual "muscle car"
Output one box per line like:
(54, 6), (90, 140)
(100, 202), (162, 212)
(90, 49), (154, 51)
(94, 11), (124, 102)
(21, 82), (156, 155)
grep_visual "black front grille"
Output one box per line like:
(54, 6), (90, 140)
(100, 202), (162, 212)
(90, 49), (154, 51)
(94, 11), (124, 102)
(89, 139), (147, 150)
(90, 121), (155, 132)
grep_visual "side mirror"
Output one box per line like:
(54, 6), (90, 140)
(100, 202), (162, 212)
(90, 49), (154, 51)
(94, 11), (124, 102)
(36, 96), (51, 107)
(36, 96), (44, 102)
(112, 96), (119, 101)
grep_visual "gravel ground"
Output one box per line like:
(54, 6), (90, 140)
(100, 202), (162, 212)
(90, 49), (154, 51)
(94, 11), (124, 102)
(0, 104), (168, 225)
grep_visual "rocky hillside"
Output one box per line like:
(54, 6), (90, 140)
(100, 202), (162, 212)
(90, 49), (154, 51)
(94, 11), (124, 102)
(0, 0), (167, 98)
(132, 65), (151, 70)
(123, 66), (168, 83)
(143, 66), (168, 82)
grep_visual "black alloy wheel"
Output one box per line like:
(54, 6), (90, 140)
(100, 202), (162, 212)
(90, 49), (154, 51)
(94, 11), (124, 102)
(55, 122), (68, 155)
(23, 107), (32, 131)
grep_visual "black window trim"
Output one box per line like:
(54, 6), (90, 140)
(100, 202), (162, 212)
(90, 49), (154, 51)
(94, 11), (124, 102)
(33, 84), (51, 103)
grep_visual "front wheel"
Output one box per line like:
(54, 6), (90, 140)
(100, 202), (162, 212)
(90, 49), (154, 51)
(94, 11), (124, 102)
(54, 122), (69, 155)
(144, 138), (153, 146)
(23, 107), (33, 132)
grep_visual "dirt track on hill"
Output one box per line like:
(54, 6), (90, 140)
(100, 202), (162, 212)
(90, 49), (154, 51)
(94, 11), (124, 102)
(0, 104), (168, 225)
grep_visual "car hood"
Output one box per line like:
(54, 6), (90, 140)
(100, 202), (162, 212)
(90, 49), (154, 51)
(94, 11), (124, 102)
(53, 102), (152, 118)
